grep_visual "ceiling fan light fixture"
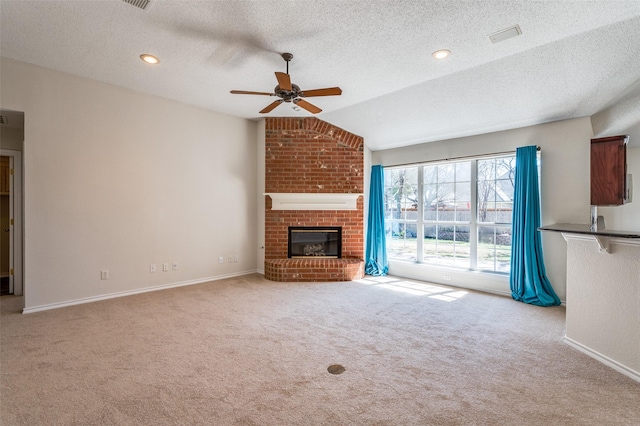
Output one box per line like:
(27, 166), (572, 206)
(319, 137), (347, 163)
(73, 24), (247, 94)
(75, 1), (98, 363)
(432, 49), (451, 59)
(140, 54), (160, 64)
(230, 52), (341, 115)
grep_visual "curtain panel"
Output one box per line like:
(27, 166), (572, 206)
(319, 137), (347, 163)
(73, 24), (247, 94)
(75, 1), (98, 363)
(510, 146), (560, 306)
(365, 165), (388, 276)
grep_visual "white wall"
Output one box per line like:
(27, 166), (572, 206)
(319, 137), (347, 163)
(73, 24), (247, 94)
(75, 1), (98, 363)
(1, 58), (258, 311)
(371, 117), (595, 301)
(564, 236), (640, 381)
(363, 146), (373, 258)
(256, 119), (265, 273)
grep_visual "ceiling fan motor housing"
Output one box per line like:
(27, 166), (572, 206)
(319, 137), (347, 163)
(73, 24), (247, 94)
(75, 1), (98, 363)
(275, 84), (301, 102)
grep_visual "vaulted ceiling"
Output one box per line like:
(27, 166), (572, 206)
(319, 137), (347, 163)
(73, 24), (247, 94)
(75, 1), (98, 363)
(2, 1), (640, 148)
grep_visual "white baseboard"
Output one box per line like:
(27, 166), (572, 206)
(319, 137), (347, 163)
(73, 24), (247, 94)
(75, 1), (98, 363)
(564, 336), (640, 383)
(22, 270), (260, 314)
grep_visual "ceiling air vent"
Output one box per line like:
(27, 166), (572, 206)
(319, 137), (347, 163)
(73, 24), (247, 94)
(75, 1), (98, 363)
(488, 25), (522, 44)
(121, 0), (151, 10)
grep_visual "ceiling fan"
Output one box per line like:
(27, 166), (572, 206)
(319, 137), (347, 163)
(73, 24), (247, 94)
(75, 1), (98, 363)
(230, 53), (342, 114)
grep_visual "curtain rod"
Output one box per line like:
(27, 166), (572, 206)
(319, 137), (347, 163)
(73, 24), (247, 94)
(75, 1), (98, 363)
(384, 146), (541, 168)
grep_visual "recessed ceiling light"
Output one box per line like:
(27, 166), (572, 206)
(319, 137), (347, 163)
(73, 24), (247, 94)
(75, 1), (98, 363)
(140, 54), (160, 64)
(432, 49), (451, 59)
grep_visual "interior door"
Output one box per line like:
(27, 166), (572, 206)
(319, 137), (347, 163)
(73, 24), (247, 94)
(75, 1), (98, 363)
(0, 155), (12, 294)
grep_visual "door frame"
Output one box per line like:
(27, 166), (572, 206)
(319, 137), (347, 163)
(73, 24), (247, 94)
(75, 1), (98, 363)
(0, 149), (23, 296)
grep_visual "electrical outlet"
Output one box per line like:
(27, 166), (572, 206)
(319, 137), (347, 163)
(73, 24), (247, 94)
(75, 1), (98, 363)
(218, 256), (224, 264)
(150, 264), (156, 273)
(101, 269), (109, 280)
(443, 275), (452, 281)
(163, 263), (169, 272)
(172, 262), (178, 270)
(228, 255), (233, 263)
(234, 255), (238, 263)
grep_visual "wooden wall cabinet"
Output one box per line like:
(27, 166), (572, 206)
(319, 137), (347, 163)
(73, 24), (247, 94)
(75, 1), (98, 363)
(590, 135), (628, 206)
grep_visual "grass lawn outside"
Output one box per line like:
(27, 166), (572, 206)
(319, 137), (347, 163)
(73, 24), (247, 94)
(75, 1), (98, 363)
(388, 237), (511, 272)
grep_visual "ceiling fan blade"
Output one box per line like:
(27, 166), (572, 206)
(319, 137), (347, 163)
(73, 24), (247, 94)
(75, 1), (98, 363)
(259, 100), (284, 114)
(300, 87), (342, 97)
(275, 72), (292, 91)
(230, 90), (273, 95)
(295, 99), (322, 114)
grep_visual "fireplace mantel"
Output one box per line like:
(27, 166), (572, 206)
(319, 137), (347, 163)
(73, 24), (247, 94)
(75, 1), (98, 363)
(265, 193), (362, 210)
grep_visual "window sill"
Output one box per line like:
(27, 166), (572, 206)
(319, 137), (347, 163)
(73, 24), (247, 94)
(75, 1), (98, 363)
(387, 260), (511, 297)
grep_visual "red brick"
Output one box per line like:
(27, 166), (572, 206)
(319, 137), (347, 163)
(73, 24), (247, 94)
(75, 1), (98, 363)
(264, 117), (364, 281)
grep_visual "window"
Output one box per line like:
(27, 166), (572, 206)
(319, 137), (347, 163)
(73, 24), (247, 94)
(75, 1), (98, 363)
(384, 167), (418, 261)
(423, 161), (472, 269)
(384, 154), (517, 273)
(476, 157), (516, 272)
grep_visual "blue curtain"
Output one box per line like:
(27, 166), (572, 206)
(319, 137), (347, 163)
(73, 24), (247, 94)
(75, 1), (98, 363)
(365, 165), (388, 276)
(510, 146), (560, 306)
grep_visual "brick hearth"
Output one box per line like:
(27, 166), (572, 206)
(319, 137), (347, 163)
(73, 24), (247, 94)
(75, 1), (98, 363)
(264, 258), (365, 282)
(264, 117), (365, 282)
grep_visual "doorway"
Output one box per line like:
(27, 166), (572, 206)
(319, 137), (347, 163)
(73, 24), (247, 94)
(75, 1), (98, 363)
(1, 155), (11, 293)
(0, 109), (24, 297)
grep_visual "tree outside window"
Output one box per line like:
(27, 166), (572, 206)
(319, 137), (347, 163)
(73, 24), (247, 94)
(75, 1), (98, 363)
(384, 154), (516, 273)
(384, 167), (418, 261)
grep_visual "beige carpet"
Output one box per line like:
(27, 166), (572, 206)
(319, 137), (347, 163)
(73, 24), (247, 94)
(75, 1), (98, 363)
(1, 274), (639, 425)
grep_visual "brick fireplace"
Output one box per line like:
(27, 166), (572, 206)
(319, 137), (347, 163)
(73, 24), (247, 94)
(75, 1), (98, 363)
(264, 117), (365, 282)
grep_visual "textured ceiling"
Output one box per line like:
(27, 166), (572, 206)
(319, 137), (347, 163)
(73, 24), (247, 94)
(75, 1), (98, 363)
(2, 0), (640, 149)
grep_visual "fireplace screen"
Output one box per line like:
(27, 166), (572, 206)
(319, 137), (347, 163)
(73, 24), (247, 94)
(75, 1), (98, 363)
(288, 227), (342, 258)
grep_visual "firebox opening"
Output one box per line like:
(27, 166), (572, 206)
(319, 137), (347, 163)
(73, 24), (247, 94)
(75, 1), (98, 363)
(288, 226), (342, 258)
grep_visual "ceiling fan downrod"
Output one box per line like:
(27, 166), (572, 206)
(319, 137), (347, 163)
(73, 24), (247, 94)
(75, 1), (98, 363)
(281, 52), (293, 74)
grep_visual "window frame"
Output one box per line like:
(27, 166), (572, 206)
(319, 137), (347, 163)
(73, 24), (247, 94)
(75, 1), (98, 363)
(384, 153), (517, 274)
